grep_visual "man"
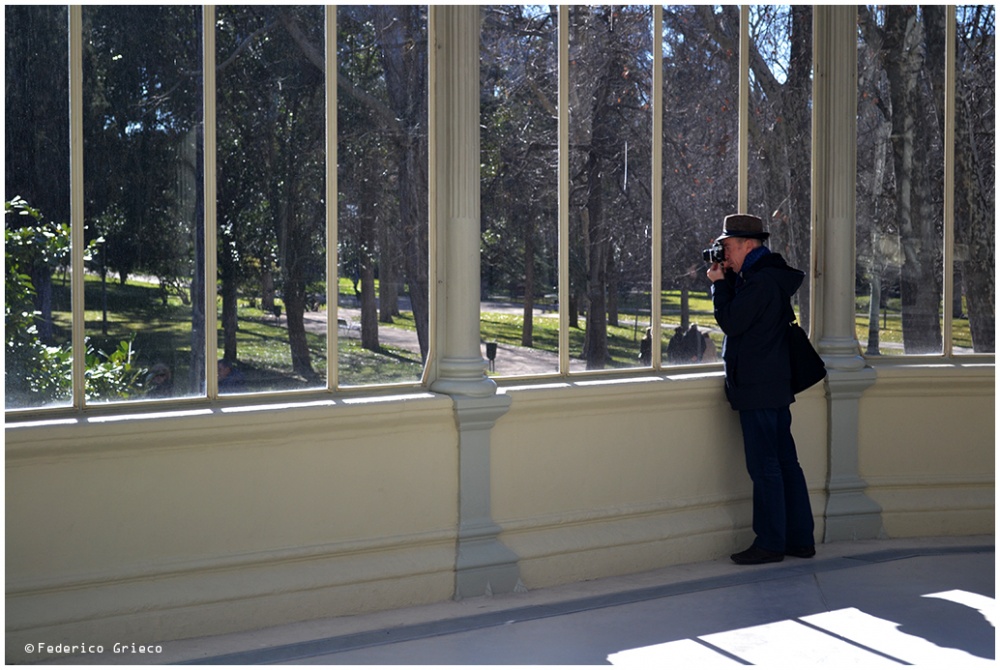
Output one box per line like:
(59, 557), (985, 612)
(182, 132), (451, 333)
(706, 213), (815, 565)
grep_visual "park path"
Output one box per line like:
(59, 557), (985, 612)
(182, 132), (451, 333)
(298, 303), (563, 377)
(293, 301), (743, 376)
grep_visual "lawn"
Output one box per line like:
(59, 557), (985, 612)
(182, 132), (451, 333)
(44, 276), (975, 397)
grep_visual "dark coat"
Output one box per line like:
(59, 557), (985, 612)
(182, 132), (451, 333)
(711, 251), (803, 410)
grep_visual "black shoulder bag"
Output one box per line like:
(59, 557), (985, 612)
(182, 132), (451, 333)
(787, 308), (826, 394)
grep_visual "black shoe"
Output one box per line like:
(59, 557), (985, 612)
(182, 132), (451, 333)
(731, 545), (784, 565)
(786, 545), (816, 558)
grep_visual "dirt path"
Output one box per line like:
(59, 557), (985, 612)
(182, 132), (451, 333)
(298, 307), (562, 377)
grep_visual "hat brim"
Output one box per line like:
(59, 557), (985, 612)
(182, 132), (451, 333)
(716, 231), (770, 242)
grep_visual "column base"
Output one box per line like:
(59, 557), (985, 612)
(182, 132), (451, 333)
(455, 522), (526, 600)
(431, 356), (496, 398)
(449, 394), (522, 600)
(823, 365), (884, 542)
(824, 476), (885, 542)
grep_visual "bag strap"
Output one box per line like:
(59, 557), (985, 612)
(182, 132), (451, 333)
(785, 301), (798, 327)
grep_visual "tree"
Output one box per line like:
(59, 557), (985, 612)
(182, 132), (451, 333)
(858, 7), (994, 355)
(954, 6), (995, 352)
(5, 5), (71, 343)
(480, 6), (559, 348)
(216, 6), (327, 381)
(568, 6), (653, 369)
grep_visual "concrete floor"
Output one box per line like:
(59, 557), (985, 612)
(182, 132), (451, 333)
(41, 536), (994, 666)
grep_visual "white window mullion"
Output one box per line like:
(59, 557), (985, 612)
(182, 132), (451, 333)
(738, 4), (749, 212)
(69, 5), (85, 408)
(203, 5), (219, 396)
(942, 6), (956, 355)
(327, 6), (339, 390)
(651, 5), (663, 368)
(558, 5), (570, 375)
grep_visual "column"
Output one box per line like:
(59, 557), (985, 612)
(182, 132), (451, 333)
(430, 4), (495, 399)
(812, 6), (884, 542)
(429, 6), (522, 599)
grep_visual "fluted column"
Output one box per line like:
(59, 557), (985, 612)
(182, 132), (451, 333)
(429, 6), (521, 600)
(812, 6), (883, 542)
(430, 4), (495, 398)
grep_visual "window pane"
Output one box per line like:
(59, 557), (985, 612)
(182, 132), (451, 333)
(748, 5), (813, 330)
(5, 6), (73, 410)
(857, 6), (945, 356)
(217, 6), (327, 393)
(953, 6), (995, 354)
(336, 6), (428, 387)
(568, 5), (654, 372)
(660, 5), (739, 367)
(480, 6), (559, 377)
(82, 6), (204, 403)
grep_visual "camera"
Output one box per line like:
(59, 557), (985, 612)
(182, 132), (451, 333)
(702, 241), (725, 264)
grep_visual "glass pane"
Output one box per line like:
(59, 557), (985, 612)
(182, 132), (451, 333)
(953, 6), (995, 354)
(660, 5), (739, 367)
(336, 6), (428, 386)
(568, 5), (654, 372)
(82, 6), (204, 403)
(748, 5), (813, 330)
(479, 6), (559, 377)
(5, 6), (73, 410)
(217, 6), (327, 393)
(857, 6), (945, 356)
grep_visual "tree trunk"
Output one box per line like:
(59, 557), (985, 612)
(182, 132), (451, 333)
(866, 272), (881, 355)
(221, 262), (238, 362)
(262, 268), (275, 313)
(378, 231), (397, 324)
(606, 252), (619, 329)
(955, 113), (996, 351)
(359, 214), (380, 352)
(189, 134), (206, 394)
(582, 151), (609, 370)
(375, 6), (429, 362)
(282, 268), (314, 379)
(521, 222), (535, 347)
(884, 7), (942, 354)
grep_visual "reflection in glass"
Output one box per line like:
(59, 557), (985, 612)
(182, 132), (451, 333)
(217, 5), (327, 393)
(952, 6), (995, 354)
(82, 6), (205, 402)
(480, 6), (559, 377)
(568, 5), (653, 372)
(5, 5), (72, 409)
(337, 6), (428, 387)
(660, 5), (739, 367)
(857, 6), (944, 356)
(747, 5), (813, 330)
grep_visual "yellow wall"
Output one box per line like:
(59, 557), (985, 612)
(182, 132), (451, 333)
(4, 366), (993, 660)
(858, 364), (995, 537)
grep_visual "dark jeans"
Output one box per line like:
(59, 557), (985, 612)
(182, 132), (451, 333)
(738, 406), (814, 553)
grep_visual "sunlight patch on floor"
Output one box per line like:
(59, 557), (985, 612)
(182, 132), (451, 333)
(608, 590), (995, 667)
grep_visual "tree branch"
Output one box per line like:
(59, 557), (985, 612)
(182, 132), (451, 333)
(276, 8), (406, 141)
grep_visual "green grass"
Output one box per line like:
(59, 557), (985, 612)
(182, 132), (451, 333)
(43, 277), (975, 393)
(48, 276), (425, 392)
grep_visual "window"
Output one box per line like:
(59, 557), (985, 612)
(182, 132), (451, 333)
(6, 5), (72, 409)
(659, 5), (742, 367)
(216, 5), (327, 394)
(952, 6), (995, 354)
(856, 5), (995, 356)
(83, 6), (204, 402)
(478, 6), (815, 375)
(337, 6), (429, 387)
(5, 6), (431, 412)
(5, 6), (992, 415)
(479, 6), (560, 376)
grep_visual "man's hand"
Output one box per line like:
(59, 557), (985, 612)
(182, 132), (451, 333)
(707, 262), (726, 283)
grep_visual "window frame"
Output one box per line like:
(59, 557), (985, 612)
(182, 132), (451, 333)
(5, 4), (991, 422)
